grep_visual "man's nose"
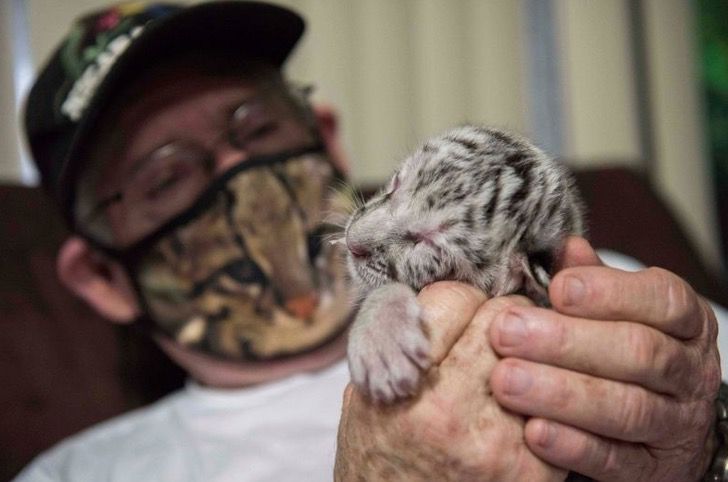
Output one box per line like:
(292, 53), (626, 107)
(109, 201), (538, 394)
(213, 144), (249, 175)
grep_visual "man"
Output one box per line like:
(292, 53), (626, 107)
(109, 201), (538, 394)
(15, 1), (727, 481)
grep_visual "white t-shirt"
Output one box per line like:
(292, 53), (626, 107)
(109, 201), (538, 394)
(14, 251), (728, 482)
(14, 360), (350, 482)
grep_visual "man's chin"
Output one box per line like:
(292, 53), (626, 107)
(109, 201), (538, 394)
(153, 328), (349, 389)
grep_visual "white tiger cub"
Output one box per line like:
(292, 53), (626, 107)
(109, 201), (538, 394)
(342, 125), (585, 404)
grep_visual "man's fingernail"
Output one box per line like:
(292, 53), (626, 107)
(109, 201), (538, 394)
(497, 312), (527, 347)
(503, 365), (532, 396)
(564, 276), (585, 306)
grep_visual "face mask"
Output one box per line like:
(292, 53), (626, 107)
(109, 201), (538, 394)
(89, 145), (355, 361)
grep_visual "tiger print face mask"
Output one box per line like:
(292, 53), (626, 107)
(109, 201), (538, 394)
(93, 144), (355, 361)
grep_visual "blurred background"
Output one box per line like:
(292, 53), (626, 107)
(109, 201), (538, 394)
(0, 0), (726, 271)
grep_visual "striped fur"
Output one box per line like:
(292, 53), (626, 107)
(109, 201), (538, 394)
(346, 125), (584, 300)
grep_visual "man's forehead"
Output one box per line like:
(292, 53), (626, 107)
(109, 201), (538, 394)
(115, 58), (266, 121)
(115, 73), (260, 133)
(94, 54), (277, 145)
(88, 69), (268, 197)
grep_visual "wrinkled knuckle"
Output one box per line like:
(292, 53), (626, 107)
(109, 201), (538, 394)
(592, 440), (622, 479)
(550, 373), (574, 410)
(568, 439), (592, 472)
(552, 317), (572, 360)
(649, 267), (695, 325)
(653, 339), (690, 388)
(616, 389), (652, 436)
(645, 266), (678, 286)
(644, 266), (672, 289)
(626, 325), (658, 371)
(698, 356), (722, 398)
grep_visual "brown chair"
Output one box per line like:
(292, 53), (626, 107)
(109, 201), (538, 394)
(575, 167), (728, 306)
(0, 184), (183, 481)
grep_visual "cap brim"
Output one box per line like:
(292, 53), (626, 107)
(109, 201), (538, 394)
(60, 1), (304, 219)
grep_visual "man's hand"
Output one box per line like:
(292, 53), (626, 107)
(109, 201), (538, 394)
(488, 237), (722, 481)
(335, 282), (566, 482)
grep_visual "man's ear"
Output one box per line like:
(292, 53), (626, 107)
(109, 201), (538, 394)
(57, 236), (140, 323)
(313, 103), (350, 175)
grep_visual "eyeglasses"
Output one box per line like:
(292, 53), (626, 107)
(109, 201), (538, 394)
(77, 85), (316, 242)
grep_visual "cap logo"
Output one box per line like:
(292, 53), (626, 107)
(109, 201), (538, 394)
(60, 25), (144, 122)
